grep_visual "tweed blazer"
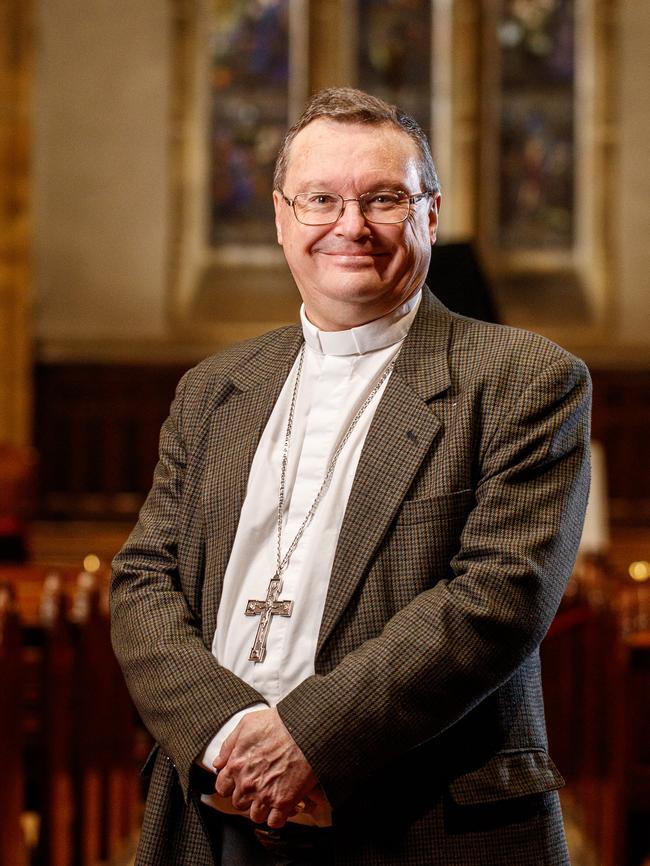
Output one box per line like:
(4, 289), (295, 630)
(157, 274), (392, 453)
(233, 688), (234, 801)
(111, 289), (591, 866)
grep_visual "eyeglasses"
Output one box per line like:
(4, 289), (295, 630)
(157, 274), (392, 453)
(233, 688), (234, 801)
(278, 189), (433, 226)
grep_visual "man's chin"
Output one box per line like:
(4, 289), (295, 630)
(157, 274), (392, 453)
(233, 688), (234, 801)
(318, 280), (390, 304)
(316, 263), (395, 293)
(321, 281), (417, 314)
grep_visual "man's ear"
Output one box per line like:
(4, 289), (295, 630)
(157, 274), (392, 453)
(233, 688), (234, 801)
(272, 190), (284, 246)
(428, 193), (441, 245)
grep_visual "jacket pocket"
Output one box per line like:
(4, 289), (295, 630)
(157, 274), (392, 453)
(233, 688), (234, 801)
(447, 748), (565, 806)
(396, 488), (475, 526)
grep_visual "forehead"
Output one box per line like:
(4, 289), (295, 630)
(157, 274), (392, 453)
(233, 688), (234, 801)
(284, 118), (421, 190)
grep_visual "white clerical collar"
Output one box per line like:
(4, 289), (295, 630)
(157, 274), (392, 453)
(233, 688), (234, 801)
(300, 289), (422, 356)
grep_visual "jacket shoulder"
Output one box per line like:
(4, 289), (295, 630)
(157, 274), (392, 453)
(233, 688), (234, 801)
(171, 325), (301, 427)
(186, 325), (297, 382)
(446, 312), (590, 401)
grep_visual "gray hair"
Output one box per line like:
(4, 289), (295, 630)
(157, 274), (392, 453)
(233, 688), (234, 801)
(273, 87), (440, 194)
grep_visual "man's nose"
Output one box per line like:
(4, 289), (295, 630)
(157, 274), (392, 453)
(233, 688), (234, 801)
(334, 199), (371, 236)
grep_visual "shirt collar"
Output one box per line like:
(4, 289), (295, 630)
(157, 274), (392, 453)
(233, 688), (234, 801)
(300, 289), (422, 356)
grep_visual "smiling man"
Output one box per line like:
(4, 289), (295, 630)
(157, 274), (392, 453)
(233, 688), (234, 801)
(111, 88), (591, 866)
(272, 117), (438, 328)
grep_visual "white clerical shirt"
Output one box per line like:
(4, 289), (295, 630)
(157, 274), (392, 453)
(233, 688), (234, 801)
(200, 290), (422, 820)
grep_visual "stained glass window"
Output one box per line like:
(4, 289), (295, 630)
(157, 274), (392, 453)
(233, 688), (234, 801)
(209, 0), (290, 245)
(497, 0), (575, 249)
(357, 0), (432, 133)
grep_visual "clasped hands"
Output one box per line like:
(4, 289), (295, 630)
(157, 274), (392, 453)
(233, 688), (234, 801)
(213, 707), (326, 829)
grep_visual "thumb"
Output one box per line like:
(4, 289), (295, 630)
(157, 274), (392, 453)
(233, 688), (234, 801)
(213, 726), (239, 770)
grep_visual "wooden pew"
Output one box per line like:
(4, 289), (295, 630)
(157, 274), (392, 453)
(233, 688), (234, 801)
(0, 564), (144, 866)
(543, 600), (622, 862)
(542, 604), (596, 780)
(35, 573), (77, 866)
(41, 568), (142, 866)
(0, 583), (27, 866)
(542, 562), (650, 866)
(71, 572), (106, 866)
(608, 629), (650, 866)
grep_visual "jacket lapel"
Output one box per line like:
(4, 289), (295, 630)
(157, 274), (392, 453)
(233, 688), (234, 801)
(317, 290), (453, 655)
(201, 327), (304, 644)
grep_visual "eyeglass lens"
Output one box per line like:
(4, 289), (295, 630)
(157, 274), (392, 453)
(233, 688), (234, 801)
(293, 191), (411, 225)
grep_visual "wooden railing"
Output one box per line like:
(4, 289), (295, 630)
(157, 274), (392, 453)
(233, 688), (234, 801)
(31, 363), (650, 522)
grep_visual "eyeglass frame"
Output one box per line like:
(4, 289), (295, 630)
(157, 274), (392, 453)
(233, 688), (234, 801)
(276, 188), (434, 226)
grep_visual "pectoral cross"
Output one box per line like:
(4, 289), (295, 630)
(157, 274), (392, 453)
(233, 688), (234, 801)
(245, 575), (294, 663)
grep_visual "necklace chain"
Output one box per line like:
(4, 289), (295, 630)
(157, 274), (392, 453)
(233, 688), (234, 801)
(274, 344), (396, 576)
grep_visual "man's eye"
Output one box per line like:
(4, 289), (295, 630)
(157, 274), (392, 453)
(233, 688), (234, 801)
(367, 192), (401, 206)
(307, 194), (337, 206)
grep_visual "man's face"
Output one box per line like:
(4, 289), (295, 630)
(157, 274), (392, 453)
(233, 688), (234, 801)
(273, 119), (440, 330)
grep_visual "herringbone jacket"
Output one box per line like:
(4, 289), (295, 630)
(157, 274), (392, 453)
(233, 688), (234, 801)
(111, 289), (591, 865)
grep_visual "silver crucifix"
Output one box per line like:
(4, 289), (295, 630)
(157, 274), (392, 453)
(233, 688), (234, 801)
(245, 575), (294, 663)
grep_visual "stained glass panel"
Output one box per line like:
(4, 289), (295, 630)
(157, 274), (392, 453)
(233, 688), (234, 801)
(209, 0), (290, 245)
(498, 0), (575, 249)
(357, 0), (431, 133)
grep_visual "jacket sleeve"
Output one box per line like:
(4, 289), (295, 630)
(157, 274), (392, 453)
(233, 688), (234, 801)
(110, 371), (265, 798)
(276, 354), (591, 806)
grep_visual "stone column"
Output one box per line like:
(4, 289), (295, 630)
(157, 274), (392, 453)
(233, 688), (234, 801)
(0, 0), (32, 446)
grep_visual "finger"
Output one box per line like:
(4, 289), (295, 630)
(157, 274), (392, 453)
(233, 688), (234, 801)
(249, 800), (270, 825)
(231, 790), (253, 812)
(266, 807), (288, 830)
(215, 770), (235, 798)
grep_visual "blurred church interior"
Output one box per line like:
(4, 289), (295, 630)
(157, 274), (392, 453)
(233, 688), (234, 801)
(1, 0), (649, 864)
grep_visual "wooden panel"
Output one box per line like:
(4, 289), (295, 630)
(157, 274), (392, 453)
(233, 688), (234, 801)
(34, 363), (189, 518)
(590, 368), (650, 523)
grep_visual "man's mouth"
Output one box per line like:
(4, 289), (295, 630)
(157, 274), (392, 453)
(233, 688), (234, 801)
(319, 249), (385, 259)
